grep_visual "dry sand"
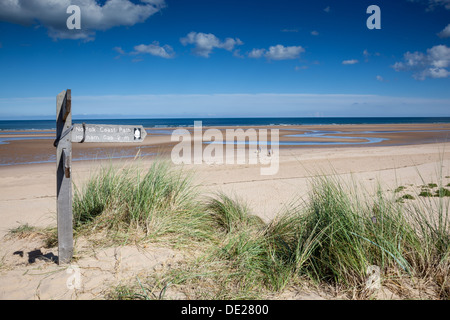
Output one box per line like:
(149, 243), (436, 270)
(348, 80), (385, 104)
(1, 123), (450, 299)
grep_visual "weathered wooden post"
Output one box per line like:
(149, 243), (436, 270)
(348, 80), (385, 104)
(55, 89), (73, 264)
(54, 89), (147, 265)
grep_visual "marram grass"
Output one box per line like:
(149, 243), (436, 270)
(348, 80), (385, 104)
(71, 159), (448, 299)
(72, 160), (214, 245)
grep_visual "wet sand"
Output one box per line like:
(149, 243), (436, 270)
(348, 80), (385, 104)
(1, 123), (450, 166)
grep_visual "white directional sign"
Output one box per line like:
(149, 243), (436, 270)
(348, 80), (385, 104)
(71, 123), (147, 143)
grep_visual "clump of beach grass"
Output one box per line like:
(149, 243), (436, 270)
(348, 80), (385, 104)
(72, 159), (214, 246)
(297, 176), (417, 294)
(302, 173), (448, 298)
(402, 186), (450, 298)
(204, 174), (448, 299)
(7, 223), (57, 248)
(74, 159), (448, 300)
(394, 186), (406, 193)
(127, 193), (322, 299)
(205, 193), (279, 292)
(8, 223), (36, 236)
(435, 188), (450, 197)
(396, 194), (415, 203)
(419, 190), (434, 197)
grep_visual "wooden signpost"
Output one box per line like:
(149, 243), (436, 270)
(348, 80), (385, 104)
(55, 89), (147, 264)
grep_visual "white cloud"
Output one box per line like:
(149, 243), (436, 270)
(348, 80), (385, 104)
(248, 48), (266, 59)
(265, 45), (304, 60)
(438, 24), (450, 38)
(180, 32), (243, 57)
(113, 46), (125, 55)
(113, 46), (125, 59)
(221, 37), (243, 51)
(295, 65), (308, 71)
(363, 49), (371, 62)
(423, 67), (450, 78)
(133, 42), (175, 59)
(0, 0), (166, 41)
(232, 49), (244, 58)
(426, 0), (450, 10)
(376, 75), (385, 82)
(408, 0), (450, 10)
(342, 59), (359, 65)
(324, 6), (331, 13)
(311, 30), (319, 36)
(248, 45), (304, 60)
(362, 49), (380, 60)
(393, 44), (450, 80)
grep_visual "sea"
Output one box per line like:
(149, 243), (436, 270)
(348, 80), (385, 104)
(1, 117), (450, 131)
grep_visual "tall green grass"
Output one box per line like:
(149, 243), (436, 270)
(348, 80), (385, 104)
(197, 176), (448, 298)
(73, 160), (448, 299)
(72, 160), (213, 245)
(300, 176), (417, 288)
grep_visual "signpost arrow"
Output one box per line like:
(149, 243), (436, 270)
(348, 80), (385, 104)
(71, 123), (147, 143)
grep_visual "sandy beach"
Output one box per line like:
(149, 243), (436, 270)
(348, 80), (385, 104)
(1, 123), (450, 299)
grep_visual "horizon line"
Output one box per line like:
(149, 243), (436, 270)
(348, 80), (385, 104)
(2, 116), (450, 121)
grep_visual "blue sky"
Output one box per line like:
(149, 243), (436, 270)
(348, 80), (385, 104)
(0, 0), (449, 119)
